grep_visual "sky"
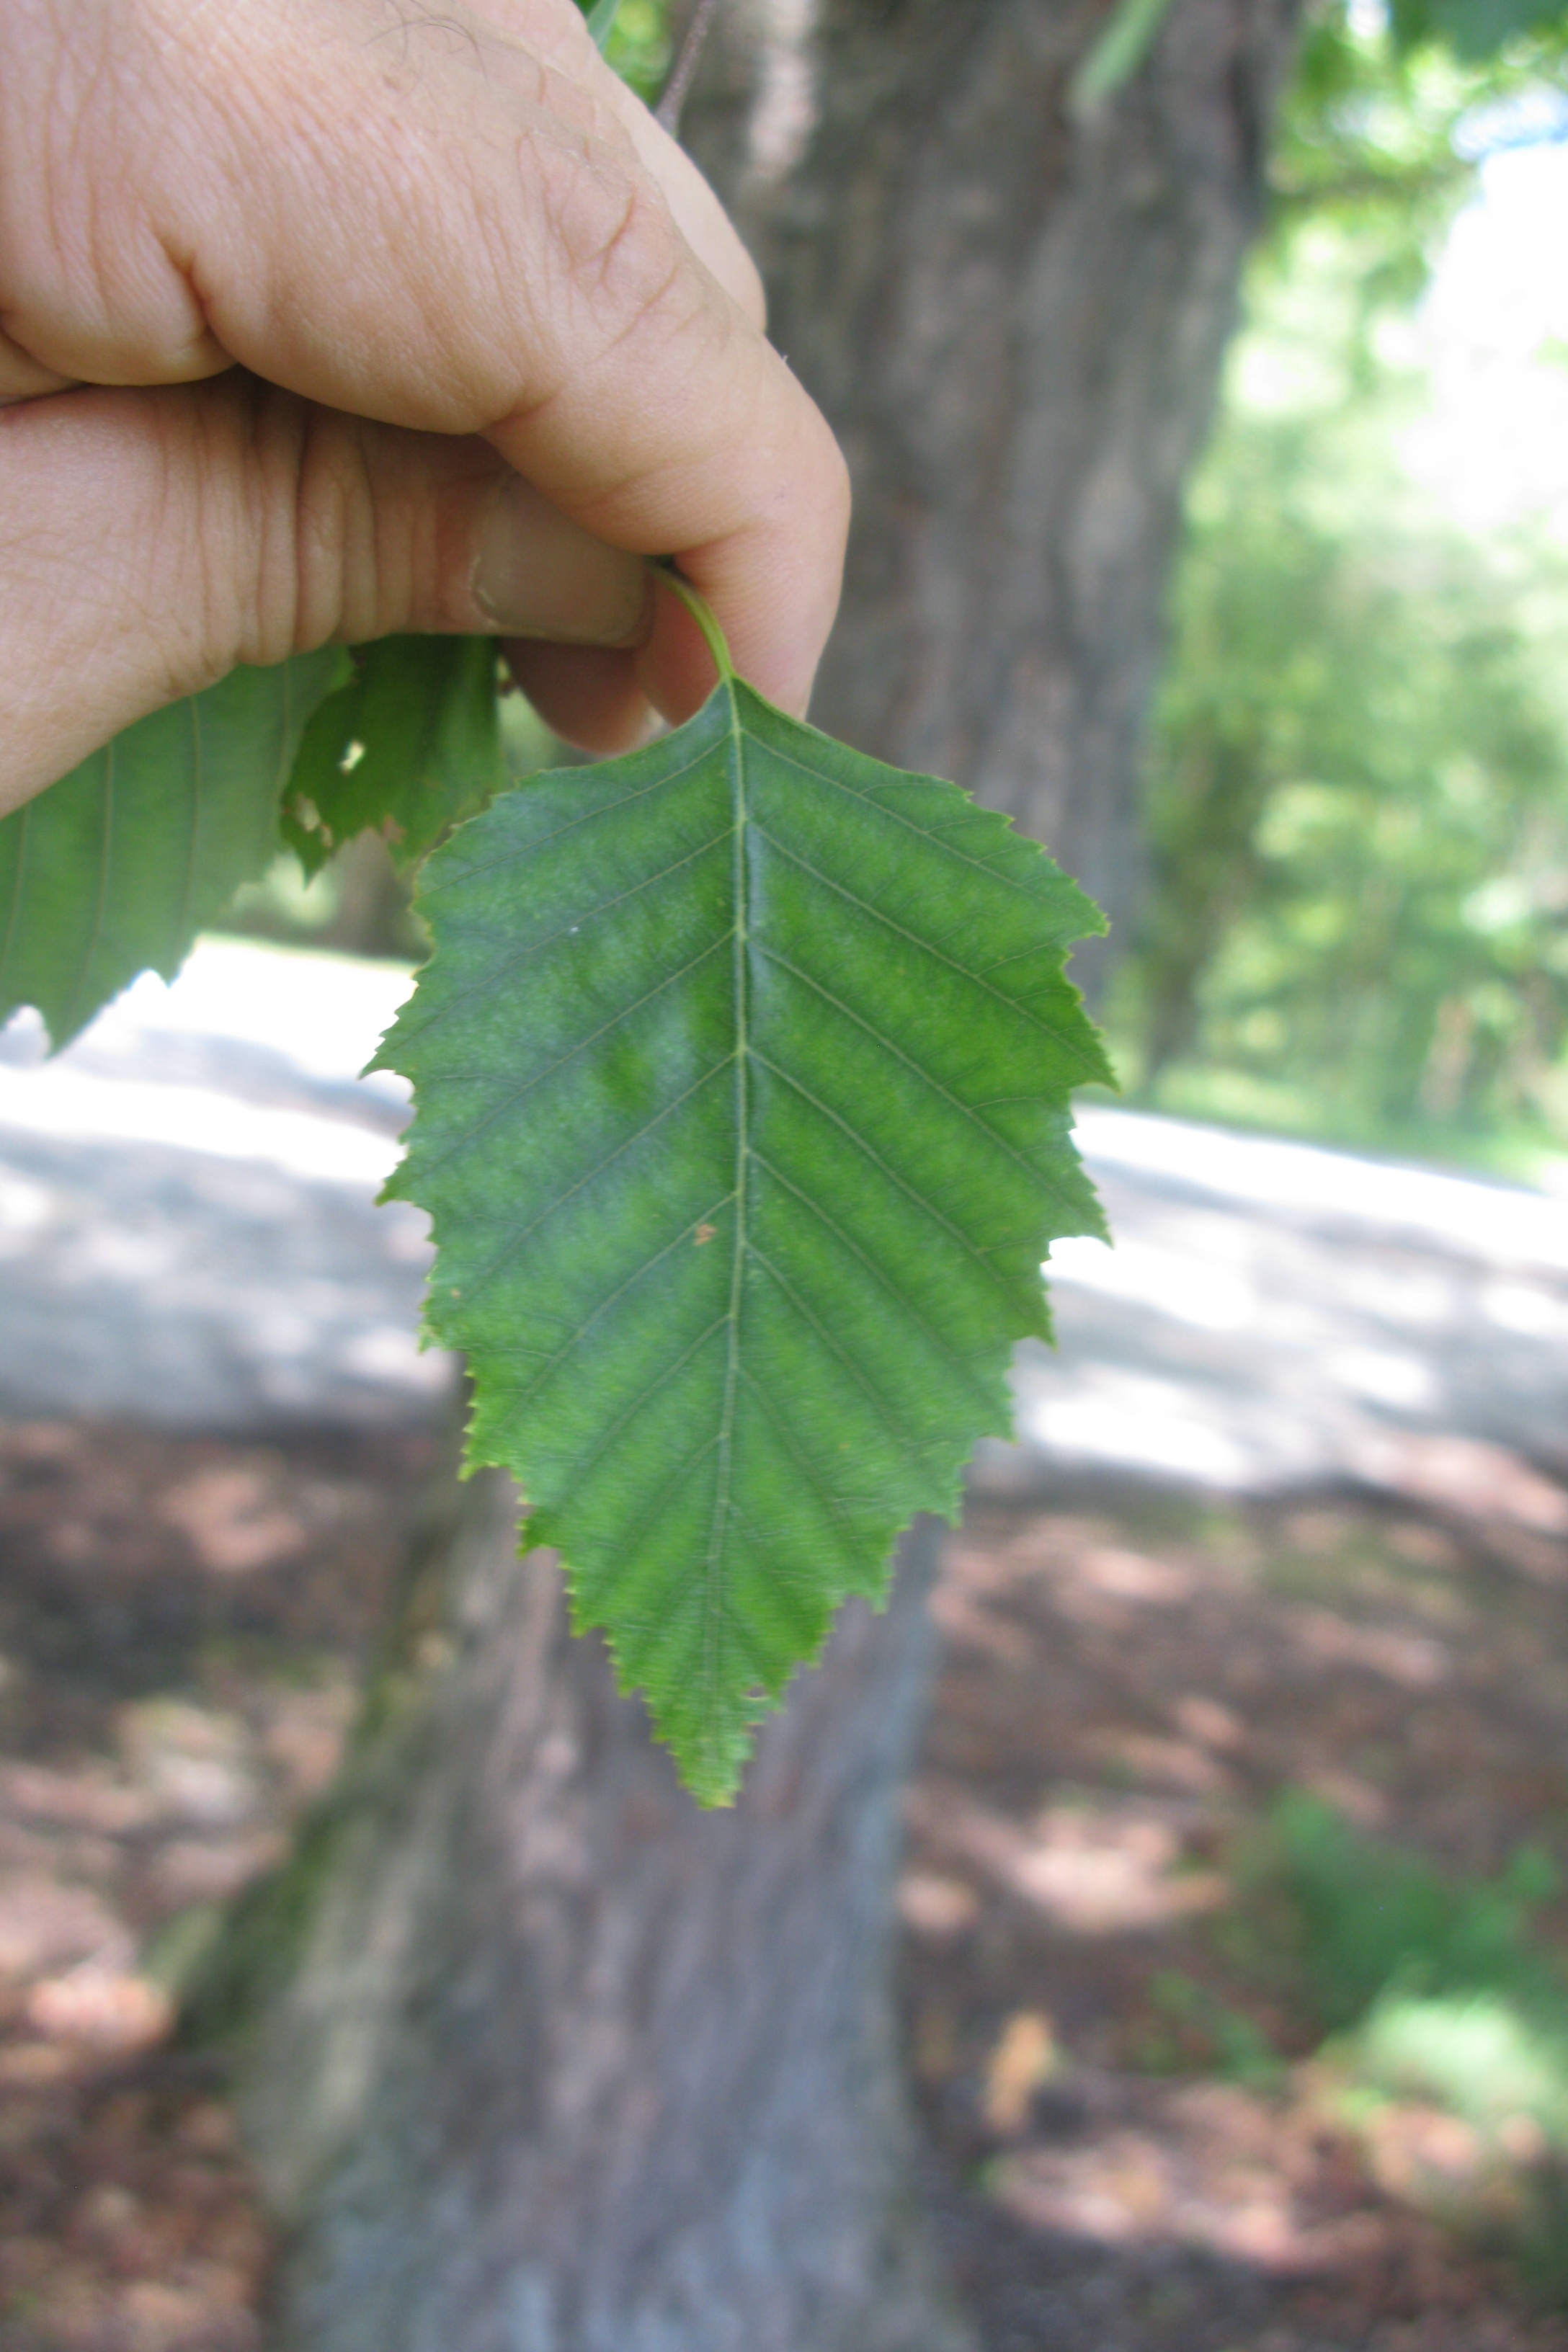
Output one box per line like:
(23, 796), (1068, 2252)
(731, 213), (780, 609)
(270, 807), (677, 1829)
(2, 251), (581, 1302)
(1404, 120), (1568, 537)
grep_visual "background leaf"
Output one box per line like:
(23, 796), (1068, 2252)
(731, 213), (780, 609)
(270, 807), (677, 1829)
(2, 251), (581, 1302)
(376, 678), (1111, 1803)
(0, 650), (344, 1049)
(280, 636), (502, 877)
(1069, 0), (1178, 115)
(582, 0), (623, 49)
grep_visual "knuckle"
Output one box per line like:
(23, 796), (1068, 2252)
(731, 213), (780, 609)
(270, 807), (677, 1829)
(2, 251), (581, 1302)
(0, 0), (222, 382)
(289, 413), (365, 647)
(120, 387), (247, 703)
(535, 137), (695, 363)
(184, 386), (482, 674)
(179, 378), (321, 673)
(271, 404), (384, 658)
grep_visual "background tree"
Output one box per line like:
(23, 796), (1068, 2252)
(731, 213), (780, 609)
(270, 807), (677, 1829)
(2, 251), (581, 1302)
(686, 0), (1301, 990)
(1118, 6), (1568, 1167)
(196, 4), (1311, 2345)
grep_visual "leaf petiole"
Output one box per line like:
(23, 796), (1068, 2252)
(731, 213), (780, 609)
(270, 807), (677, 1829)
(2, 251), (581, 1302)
(656, 564), (736, 690)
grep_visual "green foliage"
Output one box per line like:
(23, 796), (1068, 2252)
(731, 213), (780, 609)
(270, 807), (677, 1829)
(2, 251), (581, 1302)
(0, 650), (344, 1048)
(1235, 1792), (1568, 2291)
(1266, 12), (1481, 332)
(221, 691), (553, 961)
(1267, 0), (1568, 334)
(1353, 1990), (1568, 2142)
(1132, 1968), (1286, 2088)
(1393, 0), (1568, 61)
(1239, 1791), (1562, 2031)
(280, 637), (503, 877)
(1126, 391), (1568, 1152)
(4, 596), (1106, 1803)
(1069, 0), (1568, 130)
(1119, 14), (1568, 1168)
(375, 672), (1109, 1801)
(1068, 0), (1179, 115)
(1069, 0), (1568, 124)
(578, 0), (669, 104)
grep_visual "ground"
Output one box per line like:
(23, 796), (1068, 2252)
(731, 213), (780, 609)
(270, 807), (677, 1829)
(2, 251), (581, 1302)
(1, 1416), (1566, 2351)
(912, 1482), (1568, 2351)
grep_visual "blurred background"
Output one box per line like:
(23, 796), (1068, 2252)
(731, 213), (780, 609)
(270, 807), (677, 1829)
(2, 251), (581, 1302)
(4, 2), (1568, 2348)
(228, 0), (1568, 1192)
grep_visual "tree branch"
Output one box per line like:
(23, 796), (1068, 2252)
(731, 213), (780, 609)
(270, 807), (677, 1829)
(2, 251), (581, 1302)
(656, 0), (722, 138)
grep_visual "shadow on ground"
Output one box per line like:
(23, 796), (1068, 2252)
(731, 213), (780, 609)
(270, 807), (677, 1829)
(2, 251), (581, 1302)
(1, 1422), (1567, 2349)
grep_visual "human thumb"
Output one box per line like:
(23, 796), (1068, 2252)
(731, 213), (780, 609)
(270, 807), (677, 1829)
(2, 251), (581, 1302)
(0, 375), (652, 816)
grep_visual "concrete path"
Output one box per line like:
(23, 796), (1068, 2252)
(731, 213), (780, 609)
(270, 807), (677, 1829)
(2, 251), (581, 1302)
(985, 1108), (1568, 1511)
(2, 941), (1564, 1513)
(0, 942), (441, 1430)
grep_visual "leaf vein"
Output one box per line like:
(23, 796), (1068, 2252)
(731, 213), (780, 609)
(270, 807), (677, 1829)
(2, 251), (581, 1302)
(580, 1432), (724, 1620)
(391, 830), (731, 1050)
(453, 1058), (734, 1304)
(748, 1149), (998, 1415)
(752, 827), (1100, 1071)
(754, 943), (1091, 1221)
(472, 1189), (736, 1409)
(747, 1241), (940, 1474)
(735, 1368), (869, 1567)
(749, 1048), (1031, 1313)
(416, 736), (722, 897)
(403, 932), (732, 1179)
(752, 735), (1054, 902)
(543, 1313), (729, 1500)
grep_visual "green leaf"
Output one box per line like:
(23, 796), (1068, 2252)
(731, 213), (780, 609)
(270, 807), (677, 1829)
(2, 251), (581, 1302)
(582, 0), (623, 50)
(376, 675), (1111, 1803)
(280, 636), (502, 876)
(0, 651), (344, 1049)
(1069, 0), (1177, 115)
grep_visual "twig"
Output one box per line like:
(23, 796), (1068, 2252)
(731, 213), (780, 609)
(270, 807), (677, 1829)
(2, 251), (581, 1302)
(656, 0), (721, 137)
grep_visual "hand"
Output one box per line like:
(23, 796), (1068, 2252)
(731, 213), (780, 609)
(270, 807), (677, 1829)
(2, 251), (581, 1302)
(0, 0), (850, 814)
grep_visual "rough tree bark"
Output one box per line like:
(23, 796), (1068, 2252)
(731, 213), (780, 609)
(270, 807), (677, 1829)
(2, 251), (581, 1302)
(685, 0), (1301, 988)
(215, 1476), (961, 2351)
(218, 1), (1301, 2342)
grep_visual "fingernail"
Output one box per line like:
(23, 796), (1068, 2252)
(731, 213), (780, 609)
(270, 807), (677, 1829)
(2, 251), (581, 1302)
(473, 474), (653, 646)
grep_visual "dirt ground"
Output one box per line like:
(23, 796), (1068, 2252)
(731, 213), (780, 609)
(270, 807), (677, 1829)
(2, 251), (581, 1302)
(1, 1415), (1566, 2351)
(909, 1479), (1568, 2352)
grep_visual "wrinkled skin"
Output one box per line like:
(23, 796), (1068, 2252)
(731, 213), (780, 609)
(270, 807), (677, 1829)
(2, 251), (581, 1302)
(0, 0), (849, 811)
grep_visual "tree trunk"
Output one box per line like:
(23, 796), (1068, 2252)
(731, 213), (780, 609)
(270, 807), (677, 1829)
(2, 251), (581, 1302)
(219, 1475), (966, 2351)
(684, 0), (1301, 990)
(220, 2), (1302, 2340)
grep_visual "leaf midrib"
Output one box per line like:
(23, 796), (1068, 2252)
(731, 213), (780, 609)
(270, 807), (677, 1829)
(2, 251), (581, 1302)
(703, 676), (749, 1722)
